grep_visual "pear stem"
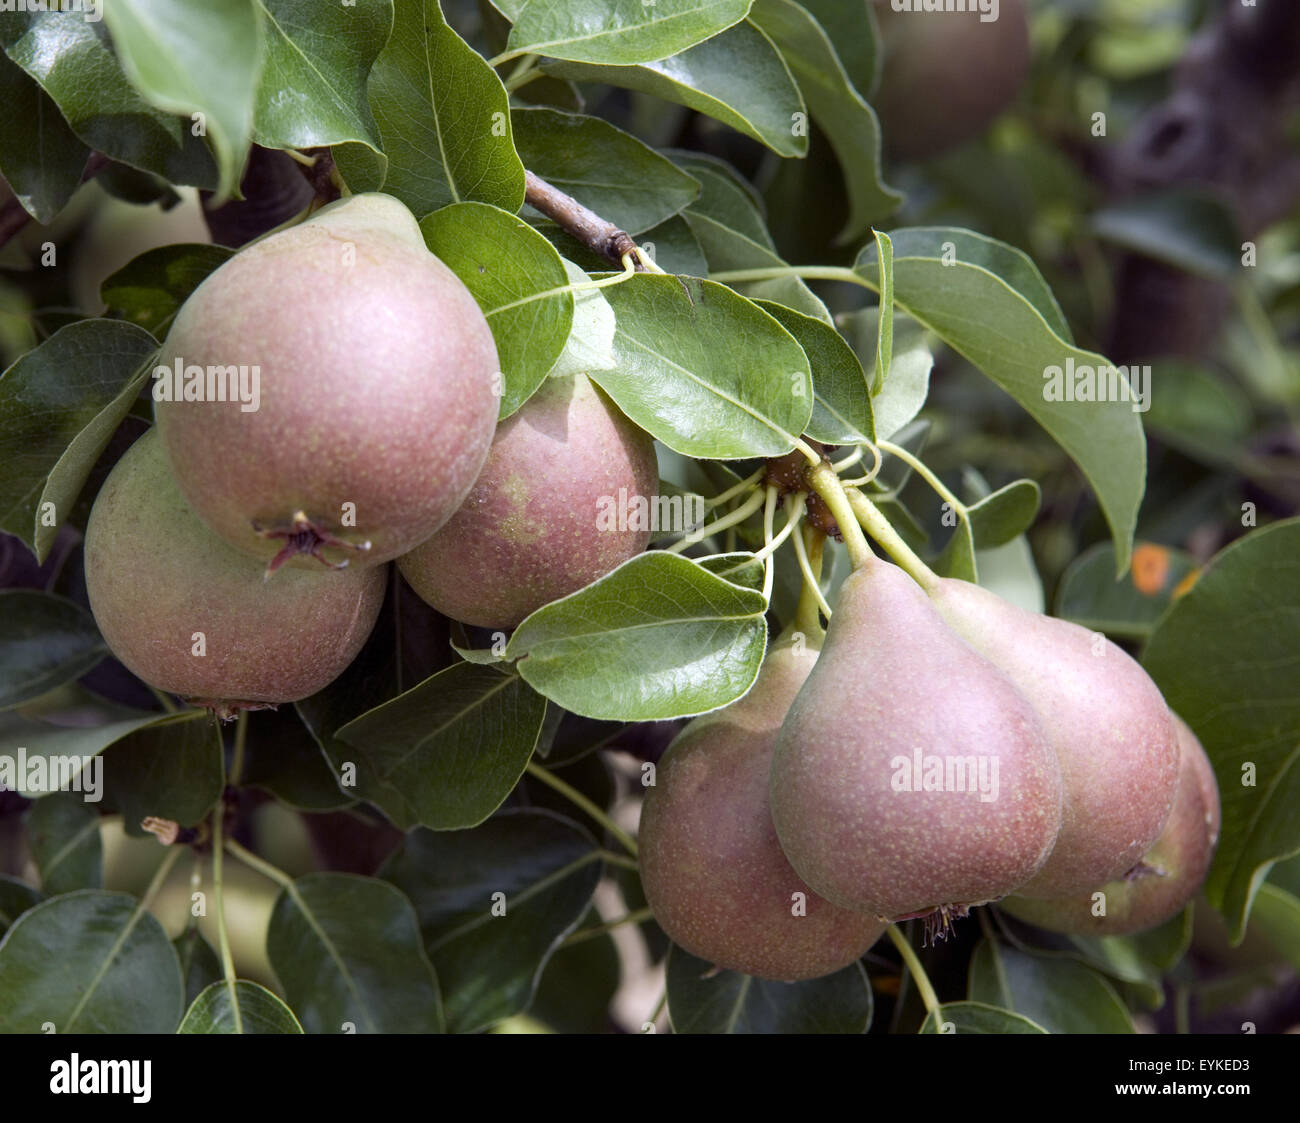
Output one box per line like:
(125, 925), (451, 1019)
(844, 487), (940, 592)
(663, 487), (765, 554)
(704, 467), (765, 509)
(793, 525), (828, 640)
(526, 761), (638, 858)
(878, 439), (966, 519)
(561, 907), (655, 947)
(887, 923), (941, 1017)
(806, 461), (874, 570)
(210, 802), (244, 1034)
(761, 485), (779, 603)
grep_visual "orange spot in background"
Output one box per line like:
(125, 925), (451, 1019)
(1172, 569), (1200, 599)
(1131, 543), (1171, 596)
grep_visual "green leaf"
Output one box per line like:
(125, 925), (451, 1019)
(0, 319), (158, 562)
(266, 872), (443, 1033)
(546, 21), (807, 157)
(333, 662), (547, 831)
(341, 0), (524, 213)
(1091, 190), (1242, 280)
(591, 273), (811, 459)
(637, 215), (709, 276)
(0, 876), (40, 937)
(545, 259), (617, 379)
(0, 591), (106, 711)
(800, 0), (877, 96)
(252, 0), (390, 158)
(25, 792), (101, 897)
(666, 946), (872, 1033)
(421, 201), (572, 419)
(178, 980), (304, 1034)
(872, 229), (894, 391)
(0, 708), (174, 799)
(967, 939), (1135, 1033)
(0, 891), (183, 1033)
(920, 1000), (1048, 1034)
(935, 517), (977, 583)
(239, 707), (352, 811)
(100, 244), (235, 338)
(174, 926), (222, 1006)
(102, 713), (225, 836)
(749, 0), (899, 242)
(966, 479), (1041, 550)
(507, 0), (750, 65)
(1, 10), (218, 190)
(1250, 883), (1300, 974)
(506, 552), (767, 721)
(855, 229), (1144, 572)
(0, 53), (89, 222)
(513, 107), (699, 235)
(754, 300), (873, 444)
(1056, 540), (1198, 639)
(838, 308), (933, 439)
(1142, 519), (1300, 940)
(530, 916), (620, 1033)
(101, 0), (263, 200)
(380, 809), (602, 1034)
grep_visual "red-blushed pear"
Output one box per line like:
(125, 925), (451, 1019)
(1000, 715), (1220, 936)
(871, 0), (1030, 160)
(639, 632), (886, 981)
(154, 193), (499, 572)
(397, 373), (657, 629)
(769, 560), (1063, 927)
(84, 430), (385, 712)
(926, 575), (1181, 898)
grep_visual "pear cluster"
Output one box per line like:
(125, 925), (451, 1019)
(85, 194), (656, 712)
(642, 558), (1219, 981)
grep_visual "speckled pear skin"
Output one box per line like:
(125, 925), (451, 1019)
(1001, 715), (1220, 936)
(155, 193), (499, 568)
(872, 0), (1029, 160)
(397, 373), (657, 629)
(928, 576), (1181, 898)
(769, 561), (1063, 922)
(639, 637), (886, 981)
(85, 430), (386, 704)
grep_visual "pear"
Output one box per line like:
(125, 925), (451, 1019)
(927, 576), (1181, 898)
(154, 193), (500, 571)
(769, 560), (1063, 923)
(398, 373), (657, 629)
(1001, 715), (1220, 936)
(84, 430), (386, 709)
(639, 633), (886, 980)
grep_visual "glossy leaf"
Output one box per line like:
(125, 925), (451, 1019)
(592, 273), (811, 459)
(920, 1001), (1048, 1034)
(666, 946), (872, 1033)
(178, 980), (304, 1034)
(0, 53), (88, 222)
(100, 244), (235, 338)
(0, 891), (183, 1033)
(421, 201), (572, 419)
(239, 706), (352, 812)
(174, 926), (222, 1006)
(334, 662), (547, 831)
(507, 552), (768, 721)
(101, 0), (262, 199)
(513, 107), (699, 235)
(26, 792), (101, 897)
(547, 22), (806, 157)
(968, 940), (1134, 1033)
(545, 259), (617, 379)
(102, 712), (225, 837)
(0, 591), (105, 711)
(507, 0), (750, 65)
(0, 320), (159, 561)
(266, 872), (443, 1033)
(1143, 519), (1300, 940)
(380, 809), (601, 1033)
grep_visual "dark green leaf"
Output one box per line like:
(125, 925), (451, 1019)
(0, 52), (88, 222)
(174, 925), (222, 1006)
(1056, 541), (1198, 639)
(920, 1000), (1048, 1034)
(966, 479), (1041, 549)
(178, 980), (304, 1033)
(240, 706), (352, 811)
(102, 712), (225, 837)
(0, 591), (105, 711)
(100, 244), (234, 338)
(0, 876), (40, 936)
(1091, 190), (1242, 280)
(26, 792), (101, 896)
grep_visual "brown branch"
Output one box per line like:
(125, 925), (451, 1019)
(524, 169), (640, 268)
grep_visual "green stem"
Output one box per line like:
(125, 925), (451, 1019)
(879, 439), (964, 516)
(843, 487), (939, 592)
(598, 850), (640, 872)
(228, 710), (249, 787)
(526, 761), (638, 858)
(223, 837), (295, 890)
(503, 52), (540, 92)
(646, 990), (667, 1032)
(148, 686), (178, 713)
(711, 265), (874, 292)
(806, 461), (874, 570)
(704, 467), (764, 509)
(760, 485), (778, 602)
(749, 493), (804, 567)
(210, 805), (243, 1033)
(888, 924), (941, 1018)
(664, 487), (765, 554)
(138, 844), (184, 914)
(562, 907), (655, 947)
(793, 525), (828, 640)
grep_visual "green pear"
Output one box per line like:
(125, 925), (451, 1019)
(85, 430), (386, 709)
(872, 0), (1030, 160)
(154, 193), (500, 570)
(640, 632), (886, 981)
(397, 373), (657, 629)
(928, 576), (1181, 897)
(1001, 714), (1220, 936)
(769, 560), (1062, 923)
